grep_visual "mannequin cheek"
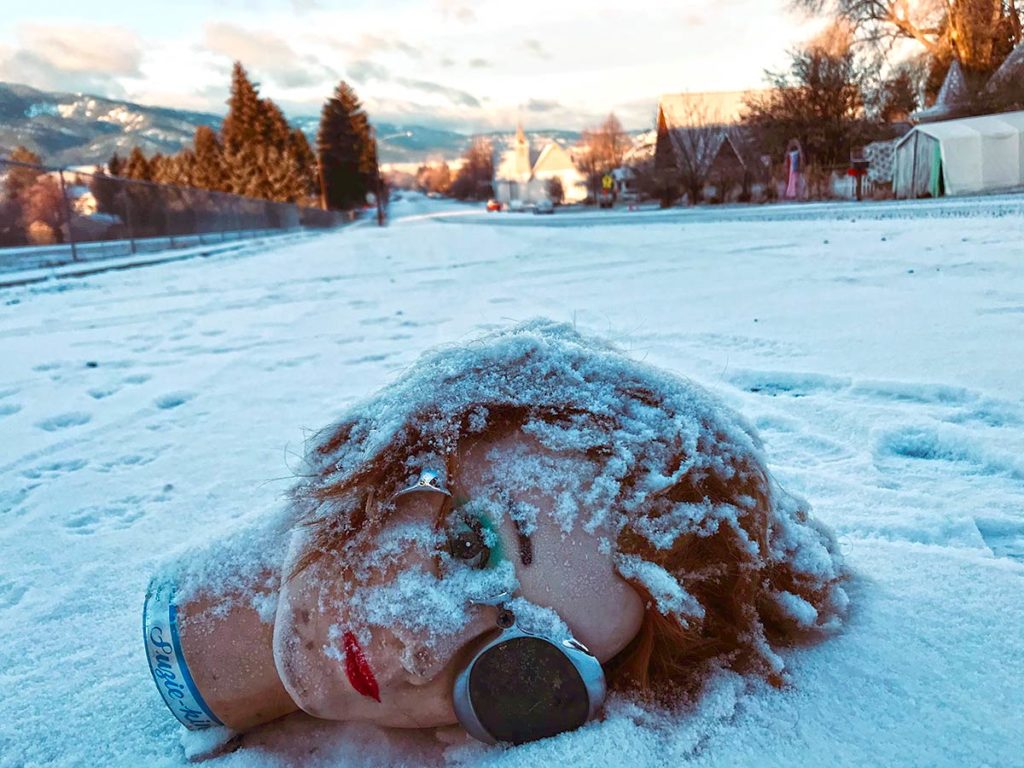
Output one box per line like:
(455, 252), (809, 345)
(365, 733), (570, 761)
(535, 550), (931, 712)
(272, 563), (347, 706)
(394, 606), (497, 684)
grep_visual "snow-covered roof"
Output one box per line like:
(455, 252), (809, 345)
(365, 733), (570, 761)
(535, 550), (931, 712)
(914, 59), (971, 123)
(988, 40), (1024, 93)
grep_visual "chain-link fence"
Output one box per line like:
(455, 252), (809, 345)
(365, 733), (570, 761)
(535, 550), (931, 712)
(0, 158), (356, 275)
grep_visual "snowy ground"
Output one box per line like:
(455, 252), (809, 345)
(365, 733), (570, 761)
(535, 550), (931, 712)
(1, 199), (1022, 767)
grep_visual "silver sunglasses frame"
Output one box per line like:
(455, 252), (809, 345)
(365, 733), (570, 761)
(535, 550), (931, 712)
(451, 616), (607, 745)
(392, 468), (452, 499)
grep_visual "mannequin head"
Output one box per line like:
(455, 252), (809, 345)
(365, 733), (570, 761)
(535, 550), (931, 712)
(272, 320), (847, 729)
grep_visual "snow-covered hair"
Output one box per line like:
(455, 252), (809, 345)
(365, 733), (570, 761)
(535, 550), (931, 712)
(290, 319), (846, 697)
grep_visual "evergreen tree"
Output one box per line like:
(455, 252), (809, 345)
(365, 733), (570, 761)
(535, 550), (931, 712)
(107, 151), (125, 177)
(289, 129), (319, 200)
(4, 146), (43, 200)
(192, 126), (227, 192)
(221, 62), (265, 196)
(221, 62), (263, 159)
(317, 81), (377, 210)
(1, 146), (43, 246)
(124, 147), (154, 181)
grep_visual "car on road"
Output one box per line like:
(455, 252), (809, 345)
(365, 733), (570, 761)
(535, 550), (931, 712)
(486, 199), (501, 212)
(534, 199), (555, 215)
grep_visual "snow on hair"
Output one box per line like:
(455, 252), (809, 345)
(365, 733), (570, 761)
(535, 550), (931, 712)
(289, 318), (847, 697)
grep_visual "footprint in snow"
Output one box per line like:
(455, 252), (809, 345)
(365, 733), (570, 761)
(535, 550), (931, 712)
(22, 458), (88, 479)
(154, 391), (195, 410)
(36, 412), (92, 431)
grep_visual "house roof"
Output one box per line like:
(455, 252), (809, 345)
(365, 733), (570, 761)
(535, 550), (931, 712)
(988, 40), (1024, 93)
(658, 90), (766, 128)
(533, 142), (576, 174)
(914, 59), (971, 122)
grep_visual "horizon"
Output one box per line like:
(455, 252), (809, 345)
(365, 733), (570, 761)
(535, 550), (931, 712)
(0, 0), (824, 133)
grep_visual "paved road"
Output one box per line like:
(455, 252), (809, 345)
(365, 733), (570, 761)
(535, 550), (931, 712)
(394, 192), (1024, 228)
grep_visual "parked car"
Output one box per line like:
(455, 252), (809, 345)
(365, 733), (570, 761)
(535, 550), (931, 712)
(507, 199), (526, 213)
(486, 199), (502, 212)
(534, 199), (555, 215)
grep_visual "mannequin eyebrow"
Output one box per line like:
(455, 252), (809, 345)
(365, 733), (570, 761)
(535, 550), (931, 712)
(512, 517), (533, 566)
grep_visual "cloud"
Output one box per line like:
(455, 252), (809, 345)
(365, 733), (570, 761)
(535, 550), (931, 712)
(0, 24), (142, 96)
(437, 0), (476, 22)
(522, 39), (550, 59)
(395, 78), (481, 108)
(203, 22), (336, 88)
(526, 99), (561, 112)
(338, 34), (423, 60)
(468, 58), (492, 69)
(290, 0), (320, 10)
(347, 60), (390, 84)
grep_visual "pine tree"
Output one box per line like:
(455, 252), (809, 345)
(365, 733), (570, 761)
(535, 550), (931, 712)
(124, 147), (154, 181)
(289, 128), (319, 200)
(1, 146), (43, 246)
(5, 146), (43, 200)
(192, 126), (227, 192)
(221, 62), (263, 159)
(317, 81), (377, 210)
(221, 62), (265, 196)
(107, 152), (125, 177)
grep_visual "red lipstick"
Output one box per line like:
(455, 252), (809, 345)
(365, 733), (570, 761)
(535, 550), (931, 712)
(343, 631), (380, 702)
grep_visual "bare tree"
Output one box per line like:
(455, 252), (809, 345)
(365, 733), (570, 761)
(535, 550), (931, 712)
(794, 0), (1022, 72)
(578, 113), (631, 201)
(656, 96), (728, 205)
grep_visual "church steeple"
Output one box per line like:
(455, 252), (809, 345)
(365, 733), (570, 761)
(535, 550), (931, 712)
(514, 121), (531, 180)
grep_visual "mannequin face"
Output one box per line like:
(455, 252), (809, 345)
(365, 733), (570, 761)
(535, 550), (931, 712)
(273, 431), (645, 729)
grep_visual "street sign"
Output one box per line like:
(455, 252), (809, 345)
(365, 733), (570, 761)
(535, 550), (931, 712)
(601, 174), (614, 190)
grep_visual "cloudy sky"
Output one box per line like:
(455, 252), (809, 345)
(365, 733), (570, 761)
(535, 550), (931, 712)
(0, 0), (823, 132)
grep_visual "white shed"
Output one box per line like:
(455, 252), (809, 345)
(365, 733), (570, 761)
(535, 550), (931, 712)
(894, 110), (1024, 198)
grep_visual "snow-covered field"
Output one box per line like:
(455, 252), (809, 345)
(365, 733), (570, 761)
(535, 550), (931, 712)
(1, 201), (1022, 767)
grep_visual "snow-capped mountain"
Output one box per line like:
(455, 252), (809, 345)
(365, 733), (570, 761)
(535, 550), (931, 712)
(0, 81), (649, 169)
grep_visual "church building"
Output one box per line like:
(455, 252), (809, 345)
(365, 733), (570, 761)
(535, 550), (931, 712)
(493, 124), (587, 206)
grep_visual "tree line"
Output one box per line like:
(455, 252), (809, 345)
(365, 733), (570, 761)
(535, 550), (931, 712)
(98, 63), (380, 212)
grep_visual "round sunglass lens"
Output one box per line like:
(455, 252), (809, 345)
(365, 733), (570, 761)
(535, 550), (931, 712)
(468, 636), (590, 744)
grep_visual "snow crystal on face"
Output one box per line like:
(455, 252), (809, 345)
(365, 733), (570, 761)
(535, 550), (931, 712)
(504, 596), (572, 643)
(480, 437), (607, 535)
(346, 561), (518, 641)
(616, 554), (705, 625)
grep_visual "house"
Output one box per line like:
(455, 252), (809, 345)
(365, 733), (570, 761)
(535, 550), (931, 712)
(654, 91), (768, 203)
(493, 124), (587, 206)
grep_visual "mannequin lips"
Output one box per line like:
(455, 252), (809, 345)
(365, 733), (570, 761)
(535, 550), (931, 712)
(343, 631), (380, 702)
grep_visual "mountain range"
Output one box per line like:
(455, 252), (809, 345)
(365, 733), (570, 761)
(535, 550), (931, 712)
(0, 81), (595, 169)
